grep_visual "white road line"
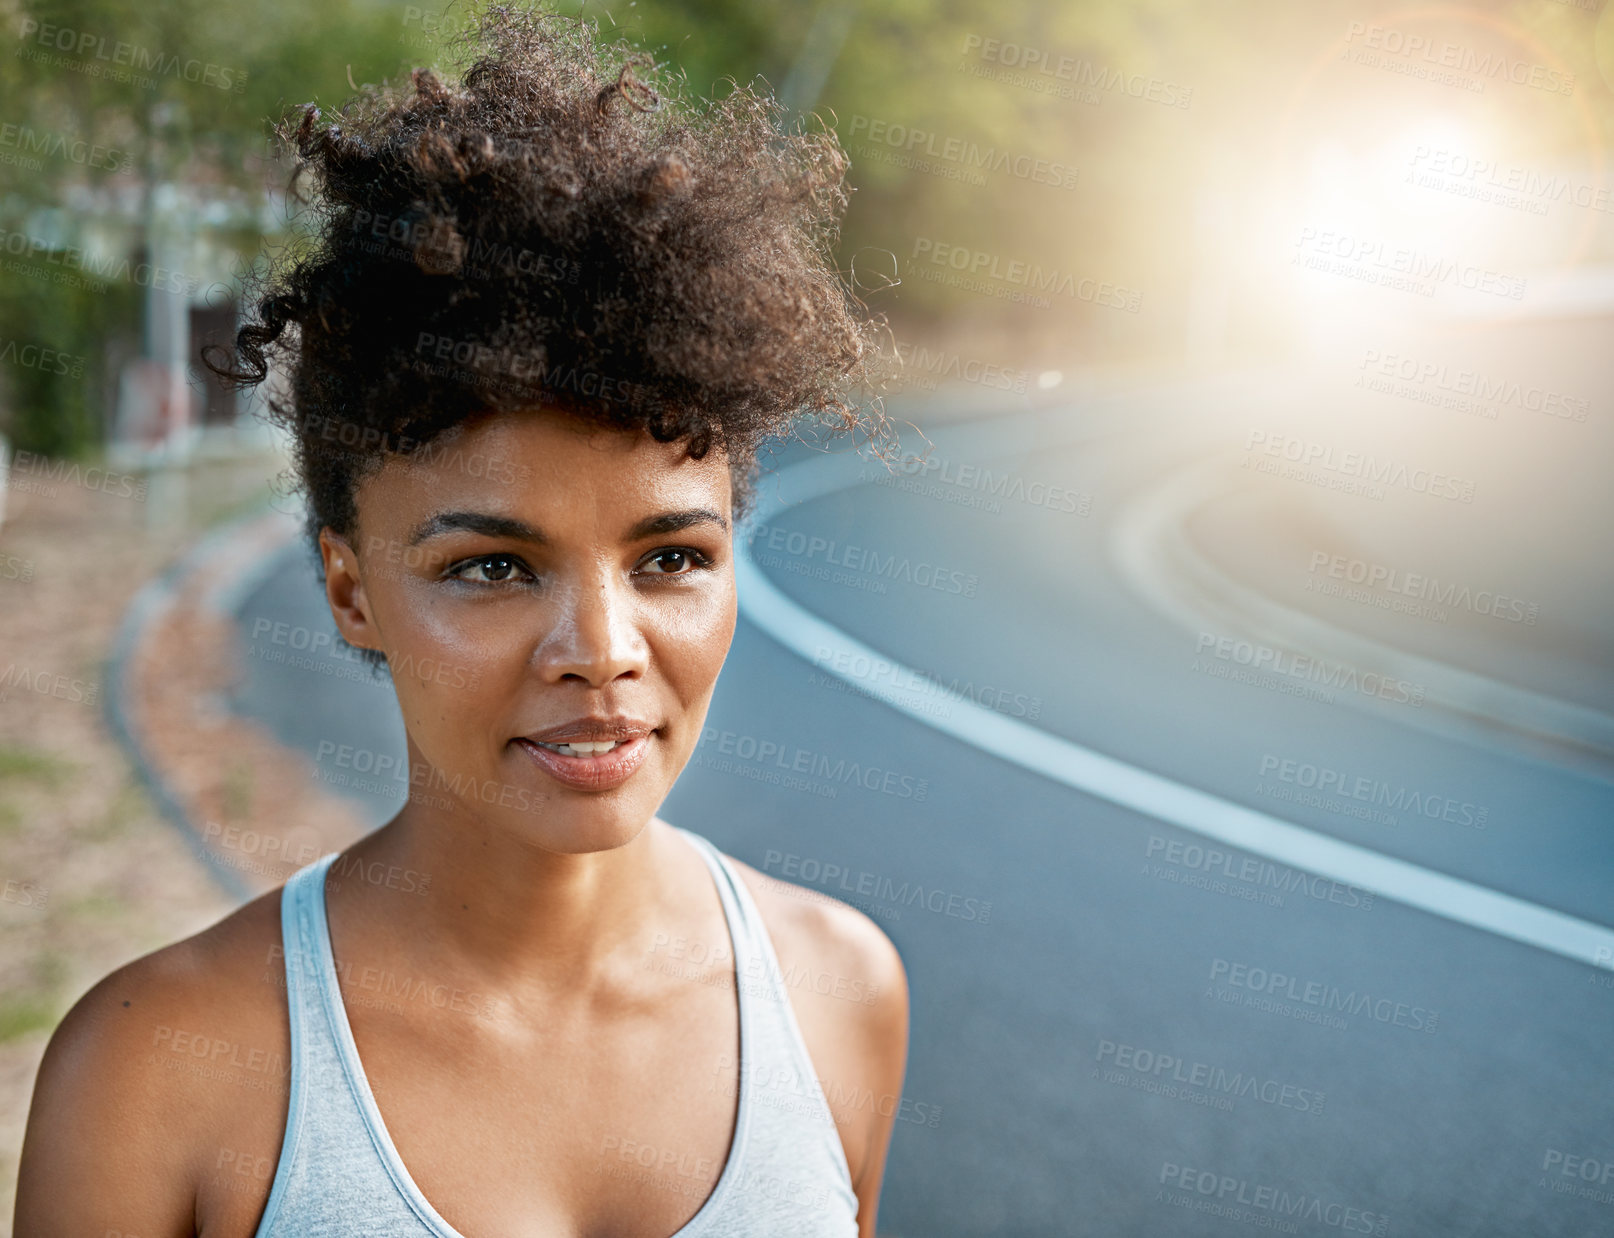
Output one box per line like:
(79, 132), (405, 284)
(736, 423), (1614, 972)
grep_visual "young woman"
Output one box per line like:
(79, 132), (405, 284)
(14, 7), (908, 1236)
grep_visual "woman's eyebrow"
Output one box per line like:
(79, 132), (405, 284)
(408, 511), (543, 545)
(625, 508), (729, 539)
(406, 507), (728, 546)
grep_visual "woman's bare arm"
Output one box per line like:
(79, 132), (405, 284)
(847, 926), (910, 1238)
(15, 892), (287, 1238)
(733, 857), (913, 1238)
(15, 955), (208, 1237)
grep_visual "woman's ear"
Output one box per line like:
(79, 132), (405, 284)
(318, 528), (381, 652)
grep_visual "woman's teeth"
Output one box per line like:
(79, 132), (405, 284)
(537, 739), (623, 757)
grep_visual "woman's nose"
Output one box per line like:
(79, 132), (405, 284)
(535, 573), (649, 686)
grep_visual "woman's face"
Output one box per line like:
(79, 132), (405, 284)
(319, 406), (737, 854)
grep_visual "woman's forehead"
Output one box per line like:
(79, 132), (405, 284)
(353, 406), (732, 526)
(429, 402), (715, 456)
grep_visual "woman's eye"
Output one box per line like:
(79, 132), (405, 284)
(642, 548), (711, 576)
(447, 554), (531, 584)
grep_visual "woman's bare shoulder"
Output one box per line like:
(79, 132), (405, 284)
(15, 884), (291, 1235)
(726, 851), (909, 1001)
(40, 882), (288, 1077)
(724, 848), (910, 1204)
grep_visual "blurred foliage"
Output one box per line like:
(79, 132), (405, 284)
(0, 269), (137, 455)
(1, 0), (1610, 455)
(0, 0), (416, 455)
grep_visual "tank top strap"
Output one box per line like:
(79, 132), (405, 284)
(275, 852), (348, 1088)
(674, 827), (859, 1202)
(255, 853), (329, 1235)
(257, 853), (448, 1238)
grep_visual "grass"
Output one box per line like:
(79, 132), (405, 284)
(0, 746), (73, 787)
(0, 997), (58, 1044)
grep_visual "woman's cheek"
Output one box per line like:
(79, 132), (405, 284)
(656, 589), (736, 749)
(663, 579), (736, 662)
(392, 583), (518, 693)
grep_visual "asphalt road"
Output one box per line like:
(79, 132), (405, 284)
(225, 374), (1614, 1238)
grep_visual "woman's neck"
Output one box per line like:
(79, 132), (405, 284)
(328, 805), (701, 1008)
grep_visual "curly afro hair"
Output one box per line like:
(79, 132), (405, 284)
(205, 1), (896, 554)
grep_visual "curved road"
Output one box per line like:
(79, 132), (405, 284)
(224, 375), (1614, 1237)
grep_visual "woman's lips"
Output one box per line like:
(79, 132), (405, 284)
(512, 733), (652, 791)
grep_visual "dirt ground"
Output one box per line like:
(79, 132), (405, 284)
(0, 449), (366, 1232)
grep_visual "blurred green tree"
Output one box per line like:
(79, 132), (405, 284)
(1, 0), (1605, 456)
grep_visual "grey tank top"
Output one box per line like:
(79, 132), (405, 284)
(253, 826), (860, 1237)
